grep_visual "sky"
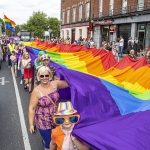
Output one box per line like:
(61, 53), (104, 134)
(0, 0), (61, 25)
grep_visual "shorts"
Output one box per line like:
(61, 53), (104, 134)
(11, 62), (17, 66)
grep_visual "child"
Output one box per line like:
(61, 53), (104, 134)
(112, 48), (119, 62)
(10, 51), (17, 77)
(50, 101), (90, 150)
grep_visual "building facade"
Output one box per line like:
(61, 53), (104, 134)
(92, 0), (150, 51)
(61, 0), (94, 43)
(60, 0), (150, 51)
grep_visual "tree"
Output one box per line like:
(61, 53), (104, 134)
(24, 11), (48, 38)
(0, 18), (6, 33)
(47, 17), (60, 38)
(18, 11), (60, 38)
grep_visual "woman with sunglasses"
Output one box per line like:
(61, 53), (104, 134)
(50, 101), (90, 150)
(28, 66), (68, 150)
(22, 52), (33, 93)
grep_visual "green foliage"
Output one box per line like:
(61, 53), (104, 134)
(0, 18), (6, 33)
(20, 11), (60, 38)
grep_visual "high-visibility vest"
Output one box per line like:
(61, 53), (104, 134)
(8, 44), (15, 54)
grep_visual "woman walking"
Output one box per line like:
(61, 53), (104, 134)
(28, 66), (68, 150)
(22, 52), (33, 93)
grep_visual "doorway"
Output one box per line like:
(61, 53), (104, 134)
(71, 29), (75, 44)
(138, 31), (145, 50)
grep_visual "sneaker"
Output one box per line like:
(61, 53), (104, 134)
(27, 84), (29, 87)
(20, 80), (23, 84)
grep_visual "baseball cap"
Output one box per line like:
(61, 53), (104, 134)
(38, 51), (45, 56)
(41, 54), (50, 60)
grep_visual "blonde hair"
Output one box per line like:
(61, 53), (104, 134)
(37, 66), (53, 81)
(130, 49), (134, 55)
(22, 52), (30, 60)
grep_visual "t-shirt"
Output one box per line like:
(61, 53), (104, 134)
(34, 58), (41, 70)
(22, 59), (32, 68)
(51, 126), (65, 150)
(119, 38), (124, 47)
(10, 55), (17, 62)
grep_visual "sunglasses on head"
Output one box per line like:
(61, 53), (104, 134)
(53, 114), (80, 125)
(39, 74), (50, 78)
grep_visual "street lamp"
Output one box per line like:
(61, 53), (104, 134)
(0, 21), (2, 36)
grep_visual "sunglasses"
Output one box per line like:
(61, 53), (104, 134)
(53, 114), (80, 125)
(42, 59), (49, 61)
(39, 74), (50, 78)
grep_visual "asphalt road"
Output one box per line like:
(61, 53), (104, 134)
(0, 62), (43, 150)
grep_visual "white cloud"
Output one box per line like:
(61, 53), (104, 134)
(0, 0), (61, 24)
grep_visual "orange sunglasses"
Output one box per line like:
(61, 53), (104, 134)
(53, 114), (80, 125)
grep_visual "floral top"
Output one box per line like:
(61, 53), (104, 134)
(35, 83), (59, 130)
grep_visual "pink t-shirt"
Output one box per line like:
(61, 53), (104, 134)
(10, 55), (17, 62)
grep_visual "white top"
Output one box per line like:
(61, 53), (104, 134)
(119, 38), (124, 47)
(22, 59), (32, 68)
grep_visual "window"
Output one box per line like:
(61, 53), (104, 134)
(79, 29), (82, 38)
(99, 0), (103, 17)
(79, 5), (82, 21)
(109, 0), (114, 16)
(62, 30), (64, 38)
(138, 0), (144, 11)
(72, 7), (76, 22)
(66, 30), (69, 37)
(122, 0), (127, 14)
(67, 9), (70, 23)
(85, 2), (90, 19)
(62, 11), (65, 24)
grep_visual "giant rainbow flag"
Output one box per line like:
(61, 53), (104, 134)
(4, 15), (16, 32)
(25, 41), (150, 149)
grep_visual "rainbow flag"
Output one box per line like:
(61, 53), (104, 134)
(4, 15), (16, 32)
(24, 42), (150, 149)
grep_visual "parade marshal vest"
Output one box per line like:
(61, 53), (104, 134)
(8, 44), (15, 54)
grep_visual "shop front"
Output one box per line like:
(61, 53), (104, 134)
(118, 24), (131, 53)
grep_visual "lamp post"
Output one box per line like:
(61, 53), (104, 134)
(0, 21), (2, 37)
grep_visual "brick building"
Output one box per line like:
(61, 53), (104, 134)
(60, 0), (150, 51)
(60, 0), (94, 43)
(92, 0), (150, 51)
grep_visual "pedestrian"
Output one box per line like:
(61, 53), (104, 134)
(34, 51), (45, 70)
(7, 40), (15, 67)
(22, 52), (33, 93)
(133, 37), (138, 56)
(119, 35), (124, 57)
(10, 51), (17, 77)
(50, 101), (90, 150)
(28, 66), (69, 150)
(128, 49), (136, 59)
(146, 52), (150, 64)
(89, 38), (94, 48)
(34, 54), (57, 88)
(127, 37), (134, 54)
(112, 48), (119, 62)
(114, 39), (119, 52)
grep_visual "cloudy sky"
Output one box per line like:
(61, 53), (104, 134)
(0, 0), (61, 24)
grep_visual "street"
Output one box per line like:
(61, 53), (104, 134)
(0, 62), (43, 150)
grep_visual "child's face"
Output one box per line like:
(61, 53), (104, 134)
(61, 115), (74, 129)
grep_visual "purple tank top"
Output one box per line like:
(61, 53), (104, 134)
(35, 82), (59, 130)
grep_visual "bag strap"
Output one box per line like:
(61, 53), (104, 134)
(36, 87), (57, 107)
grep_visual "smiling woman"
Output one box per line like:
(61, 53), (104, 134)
(28, 66), (68, 150)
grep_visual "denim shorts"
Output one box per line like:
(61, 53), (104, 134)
(11, 62), (17, 66)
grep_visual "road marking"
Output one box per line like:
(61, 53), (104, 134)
(11, 68), (31, 150)
(0, 77), (9, 85)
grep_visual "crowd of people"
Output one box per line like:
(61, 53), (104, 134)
(0, 33), (150, 149)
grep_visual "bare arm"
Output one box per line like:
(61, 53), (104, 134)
(49, 141), (57, 150)
(28, 88), (39, 133)
(54, 80), (69, 90)
(71, 135), (90, 150)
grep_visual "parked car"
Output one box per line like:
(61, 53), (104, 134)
(0, 48), (3, 69)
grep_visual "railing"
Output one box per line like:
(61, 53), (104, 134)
(94, 2), (150, 19)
